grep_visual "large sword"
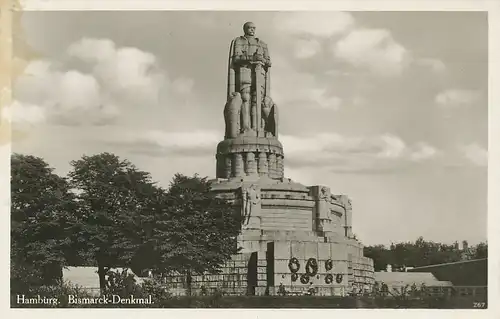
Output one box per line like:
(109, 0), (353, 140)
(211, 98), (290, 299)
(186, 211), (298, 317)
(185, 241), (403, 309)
(254, 62), (263, 137)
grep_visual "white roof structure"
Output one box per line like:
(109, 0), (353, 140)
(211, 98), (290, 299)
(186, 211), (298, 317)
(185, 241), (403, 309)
(374, 272), (453, 287)
(62, 266), (148, 295)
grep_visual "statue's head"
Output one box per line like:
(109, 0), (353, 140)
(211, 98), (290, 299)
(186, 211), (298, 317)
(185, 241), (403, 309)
(243, 22), (256, 37)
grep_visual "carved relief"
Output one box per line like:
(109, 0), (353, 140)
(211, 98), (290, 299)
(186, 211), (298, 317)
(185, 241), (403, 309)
(315, 186), (334, 233)
(241, 184), (261, 226)
(330, 194), (339, 203)
(319, 186), (330, 200)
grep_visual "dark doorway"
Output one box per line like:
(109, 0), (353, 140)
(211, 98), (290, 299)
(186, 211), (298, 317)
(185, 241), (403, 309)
(266, 242), (275, 288)
(247, 252), (258, 295)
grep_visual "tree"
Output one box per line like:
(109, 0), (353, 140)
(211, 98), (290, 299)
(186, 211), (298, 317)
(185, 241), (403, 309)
(11, 154), (75, 292)
(364, 245), (390, 271)
(364, 237), (464, 271)
(472, 242), (488, 259)
(68, 153), (158, 291)
(140, 173), (242, 294)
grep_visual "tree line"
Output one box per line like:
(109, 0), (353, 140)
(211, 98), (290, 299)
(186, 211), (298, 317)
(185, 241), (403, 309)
(363, 237), (487, 272)
(11, 152), (242, 295)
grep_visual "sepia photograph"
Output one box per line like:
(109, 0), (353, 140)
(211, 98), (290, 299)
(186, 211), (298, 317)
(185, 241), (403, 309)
(3, 7), (492, 311)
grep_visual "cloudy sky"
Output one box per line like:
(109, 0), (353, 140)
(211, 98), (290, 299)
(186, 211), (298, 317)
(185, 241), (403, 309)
(7, 11), (487, 246)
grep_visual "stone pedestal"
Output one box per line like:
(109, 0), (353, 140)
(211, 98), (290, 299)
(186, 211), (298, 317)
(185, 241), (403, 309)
(208, 176), (375, 296)
(216, 136), (284, 180)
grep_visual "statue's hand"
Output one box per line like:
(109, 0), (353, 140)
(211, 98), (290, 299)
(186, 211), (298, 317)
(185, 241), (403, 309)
(250, 60), (265, 66)
(253, 53), (264, 62)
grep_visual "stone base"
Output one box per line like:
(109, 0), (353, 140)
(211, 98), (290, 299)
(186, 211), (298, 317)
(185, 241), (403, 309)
(163, 240), (374, 297)
(158, 176), (374, 296)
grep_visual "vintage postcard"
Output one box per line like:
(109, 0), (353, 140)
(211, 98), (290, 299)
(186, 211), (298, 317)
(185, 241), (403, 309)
(1, 0), (498, 318)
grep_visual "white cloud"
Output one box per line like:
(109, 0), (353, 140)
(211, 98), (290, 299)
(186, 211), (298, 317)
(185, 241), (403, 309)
(417, 58), (446, 73)
(106, 130), (437, 168)
(56, 70), (101, 111)
(274, 12), (354, 37)
(332, 28), (409, 76)
(435, 89), (482, 107)
(141, 130), (220, 149)
(274, 13), (439, 79)
(107, 129), (221, 157)
(13, 61), (119, 126)
(307, 88), (342, 110)
(272, 55), (342, 110)
(68, 38), (165, 106)
(172, 77), (195, 95)
(410, 142), (438, 161)
(2, 100), (46, 125)
(67, 38), (116, 62)
(293, 38), (322, 59)
(376, 135), (406, 159)
(13, 38), (171, 126)
(281, 133), (438, 171)
(461, 143), (487, 167)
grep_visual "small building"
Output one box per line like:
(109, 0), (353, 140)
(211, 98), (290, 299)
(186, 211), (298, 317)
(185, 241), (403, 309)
(62, 266), (148, 296)
(407, 258), (487, 286)
(407, 258), (487, 300)
(374, 271), (452, 295)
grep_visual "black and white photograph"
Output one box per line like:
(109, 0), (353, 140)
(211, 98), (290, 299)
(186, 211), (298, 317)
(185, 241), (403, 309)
(2, 3), (497, 313)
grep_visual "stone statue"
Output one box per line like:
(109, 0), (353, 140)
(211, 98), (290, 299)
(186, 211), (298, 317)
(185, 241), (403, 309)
(262, 96), (279, 137)
(224, 92), (242, 138)
(319, 186), (330, 200)
(346, 198), (352, 210)
(241, 184), (261, 225)
(227, 22), (273, 137)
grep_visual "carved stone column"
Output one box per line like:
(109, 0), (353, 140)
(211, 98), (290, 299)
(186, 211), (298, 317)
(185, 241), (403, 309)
(234, 153), (244, 177)
(216, 155), (223, 178)
(258, 152), (268, 176)
(246, 152), (257, 176)
(224, 155), (232, 178)
(276, 155), (284, 179)
(268, 153), (277, 179)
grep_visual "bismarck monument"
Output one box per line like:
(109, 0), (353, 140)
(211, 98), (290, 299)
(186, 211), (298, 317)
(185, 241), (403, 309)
(167, 22), (374, 296)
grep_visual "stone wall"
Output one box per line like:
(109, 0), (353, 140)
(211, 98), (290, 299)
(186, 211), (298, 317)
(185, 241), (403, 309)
(260, 207), (313, 231)
(267, 241), (353, 295)
(161, 239), (374, 297)
(163, 254), (254, 296)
